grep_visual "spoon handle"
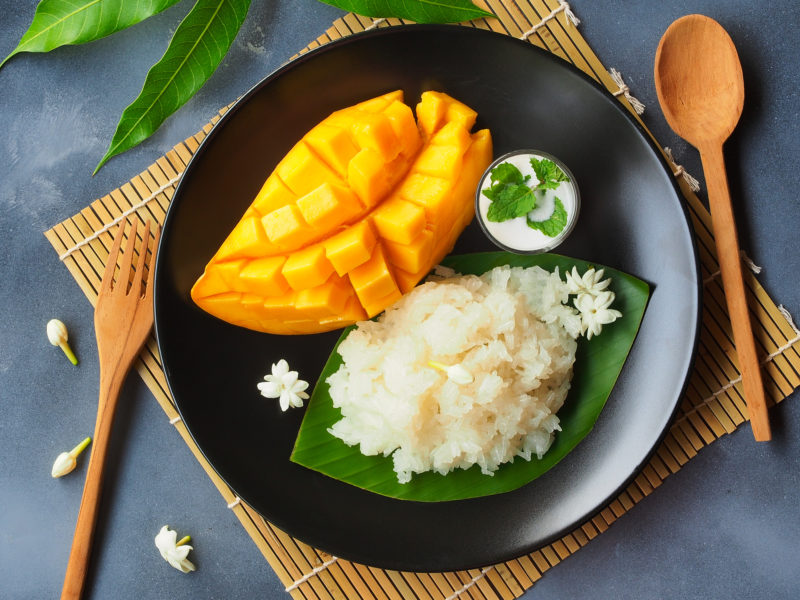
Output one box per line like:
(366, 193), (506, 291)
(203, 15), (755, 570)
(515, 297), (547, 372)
(699, 143), (771, 441)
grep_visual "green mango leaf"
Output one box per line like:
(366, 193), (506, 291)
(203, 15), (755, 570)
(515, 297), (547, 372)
(318, 0), (493, 24)
(1, 0), (181, 69)
(94, 0), (251, 173)
(291, 252), (650, 502)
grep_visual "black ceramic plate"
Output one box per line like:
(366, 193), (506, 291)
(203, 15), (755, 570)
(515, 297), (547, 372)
(154, 25), (700, 571)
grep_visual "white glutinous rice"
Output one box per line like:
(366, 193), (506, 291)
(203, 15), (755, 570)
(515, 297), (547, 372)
(326, 264), (587, 483)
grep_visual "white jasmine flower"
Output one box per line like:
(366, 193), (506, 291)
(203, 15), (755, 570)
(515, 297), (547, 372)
(565, 267), (611, 296)
(574, 291), (623, 339)
(257, 359), (309, 410)
(47, 319), (78, 365)
(51, 437), (91, 478)
(428, 361), (474, 384)
(154, 526), (195, 573)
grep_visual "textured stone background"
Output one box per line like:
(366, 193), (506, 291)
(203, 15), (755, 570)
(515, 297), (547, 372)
(1, 1), (797, 598)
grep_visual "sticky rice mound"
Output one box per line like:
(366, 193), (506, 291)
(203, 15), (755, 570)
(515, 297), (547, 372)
(326, 265), (583, 483)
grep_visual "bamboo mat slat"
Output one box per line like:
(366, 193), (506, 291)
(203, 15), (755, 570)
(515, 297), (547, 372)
(44, 1), (800, 598)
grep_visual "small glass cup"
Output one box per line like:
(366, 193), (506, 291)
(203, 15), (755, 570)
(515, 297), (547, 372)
(475, 149), (580, 254)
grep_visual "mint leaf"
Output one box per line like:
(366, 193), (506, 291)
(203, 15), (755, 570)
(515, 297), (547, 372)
(490, 162), (529, 187)
(483, 161), (537, 221)
(531, 157), (570, 191)
(527, 197), (568, 237)
(486, 184), (537, 222)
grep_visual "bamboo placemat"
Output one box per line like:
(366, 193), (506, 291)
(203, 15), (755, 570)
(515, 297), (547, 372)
(44, 1), (800, 598)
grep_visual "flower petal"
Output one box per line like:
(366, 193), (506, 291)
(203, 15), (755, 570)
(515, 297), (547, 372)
(257, 381), (281, 398)
(272, 359), (289, 378)
(282, 370), (299, 388)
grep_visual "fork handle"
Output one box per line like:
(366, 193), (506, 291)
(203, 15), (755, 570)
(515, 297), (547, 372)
(61, 368), (127, 600)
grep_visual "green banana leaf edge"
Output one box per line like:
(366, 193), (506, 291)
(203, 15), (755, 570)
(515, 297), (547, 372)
(290, 252), (650, 502)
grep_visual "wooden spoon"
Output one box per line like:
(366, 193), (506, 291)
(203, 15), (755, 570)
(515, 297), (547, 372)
(655, 14), (770, 441)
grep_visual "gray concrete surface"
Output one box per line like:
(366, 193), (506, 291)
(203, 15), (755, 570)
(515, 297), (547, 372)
(1, 1), (798, 598)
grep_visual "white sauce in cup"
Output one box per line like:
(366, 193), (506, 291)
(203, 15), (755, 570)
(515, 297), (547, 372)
(475, 150), (580, 254)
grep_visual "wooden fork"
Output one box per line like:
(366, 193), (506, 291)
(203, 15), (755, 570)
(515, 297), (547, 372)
(61, 218), (160, 600)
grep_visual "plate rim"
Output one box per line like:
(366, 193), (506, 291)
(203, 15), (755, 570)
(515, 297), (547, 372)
(153, 23), (702, 571)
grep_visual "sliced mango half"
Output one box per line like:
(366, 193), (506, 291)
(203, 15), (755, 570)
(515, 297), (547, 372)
(192, 90), (492, 334)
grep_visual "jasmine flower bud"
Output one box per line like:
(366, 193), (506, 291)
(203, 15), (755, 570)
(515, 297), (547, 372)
(47, 319), (78, 365)
(51, 437), (91, 478)
(428, 361), (474, 385)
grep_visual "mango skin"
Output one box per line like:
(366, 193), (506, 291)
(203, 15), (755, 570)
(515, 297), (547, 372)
(192, 91), (492, 334)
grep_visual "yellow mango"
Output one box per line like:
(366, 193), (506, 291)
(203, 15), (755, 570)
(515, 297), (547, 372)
(361, 287), (403, 319)
(238, 256), (290, 296)
(382, 229), (434, 274)
(191, 90), (492, 334)
(383, 100), (422, 157)
(262, 293), (299, 319)
(281, 243), (334, 291)
(412, 144), (463, 180)
(430, 121), (472, 153)
(396, 173), (451, 224)
(446, 101), (478, 130)
(294, 274), (353, 319)
(304, 124), (359, 177)
(191, 259), (245, 297)
(200, 292), (245, 325)
(324, 220), (377, 276)
(392, 267), (423, 295)
(415, 91), (450, 140)
(347, 147), (390, 207)
(276, 141), (344, 197)
(371, 197), (427, 245)
(354, 90), (404, 113)
(214, 216), (276, 261)
(296, 182), (363, 232)
(261, 204), (314, 250)
(252, 174), (297, 216)
(318, 297), (368, 328)
(352, 112), (400, 162)
(348, 243), (399, 312)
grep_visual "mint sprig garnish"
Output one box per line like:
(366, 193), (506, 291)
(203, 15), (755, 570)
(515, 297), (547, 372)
(482, 157), (571, 232)
(530, 157), (570, 190)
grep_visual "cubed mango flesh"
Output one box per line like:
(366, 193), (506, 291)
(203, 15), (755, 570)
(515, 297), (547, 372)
(281, 243), (334, 291)
(352, 113), (400, 162)
(294, 274), (353, 319)
(214, 216), (276, 261)
(347, 147), (390, 207)
(276, 141), (344, 197)
(296, 182), (363, 232)
(371, 197), (426, 245)
(304, 124), (359, 178)
(252, 174), (297, 216)
(324, 220), (377, 276)
(238, 256), (289, 296)
(191, 90), (492, 334)
(382, 229), (434, 274)
(261, 204), (314, 249)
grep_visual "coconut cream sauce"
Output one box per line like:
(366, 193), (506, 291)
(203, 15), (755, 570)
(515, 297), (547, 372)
(475, 151), (579, 253)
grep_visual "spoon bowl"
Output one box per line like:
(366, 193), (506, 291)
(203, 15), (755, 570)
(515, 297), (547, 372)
(655, 14), (744, 148)
(655, 14), (771, 441)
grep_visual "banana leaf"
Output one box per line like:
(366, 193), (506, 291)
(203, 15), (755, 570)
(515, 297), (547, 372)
(290, 252), (650, 502)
